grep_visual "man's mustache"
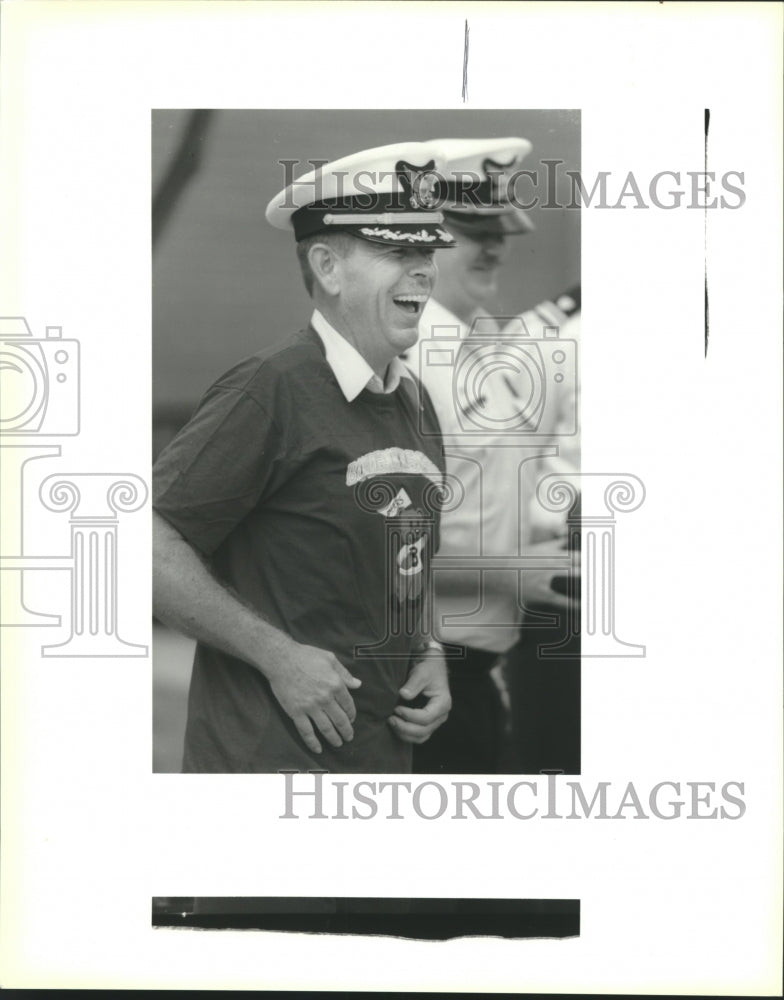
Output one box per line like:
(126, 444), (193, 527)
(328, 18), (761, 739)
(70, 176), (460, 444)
(474, 252), (503, 266)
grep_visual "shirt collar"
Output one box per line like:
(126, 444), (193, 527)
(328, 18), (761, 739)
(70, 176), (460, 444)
(311, 309), (414, 402)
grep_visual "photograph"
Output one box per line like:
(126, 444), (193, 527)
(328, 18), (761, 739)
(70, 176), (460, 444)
(1, 1), (781, 992)
(151, 108), (582, 781)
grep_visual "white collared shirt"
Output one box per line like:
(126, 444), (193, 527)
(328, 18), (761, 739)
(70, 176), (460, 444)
(407, 297), (531, 653)
(310, 309), (414, 401)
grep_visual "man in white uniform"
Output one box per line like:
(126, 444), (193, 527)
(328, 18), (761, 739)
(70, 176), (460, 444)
(403, 138), (580, 773)
(501, 291), (581, 774)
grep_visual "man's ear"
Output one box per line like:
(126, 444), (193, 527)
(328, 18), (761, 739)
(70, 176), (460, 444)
(307, 242), (343, 297)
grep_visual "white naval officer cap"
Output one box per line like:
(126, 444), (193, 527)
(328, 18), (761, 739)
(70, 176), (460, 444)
(432, 136), (535, 236)
(265, 141), (458, 249)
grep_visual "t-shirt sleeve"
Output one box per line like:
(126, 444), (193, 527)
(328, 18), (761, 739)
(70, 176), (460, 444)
(153, 379), (287, 558)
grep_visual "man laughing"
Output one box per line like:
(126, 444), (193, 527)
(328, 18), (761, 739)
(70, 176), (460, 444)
(152, 142), (454, 773)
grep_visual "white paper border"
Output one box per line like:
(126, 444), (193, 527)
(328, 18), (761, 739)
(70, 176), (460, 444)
(1, 2), (782, 993)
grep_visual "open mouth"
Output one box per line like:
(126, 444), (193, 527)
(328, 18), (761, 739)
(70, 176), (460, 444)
(392, 294), (428, 318)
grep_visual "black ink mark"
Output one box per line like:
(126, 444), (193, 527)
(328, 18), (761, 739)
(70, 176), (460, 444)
(462, 20), (469, 102)
(704, 108), (710, 357)
(153, 109), (215, 248)
(152, 896), (580, 939)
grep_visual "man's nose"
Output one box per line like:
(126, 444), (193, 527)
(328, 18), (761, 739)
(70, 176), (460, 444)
(408, 252), (437, 277)
(481, 233), (507, 251)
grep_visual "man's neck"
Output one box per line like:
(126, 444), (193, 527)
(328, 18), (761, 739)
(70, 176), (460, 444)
(312, 302), (389, 379)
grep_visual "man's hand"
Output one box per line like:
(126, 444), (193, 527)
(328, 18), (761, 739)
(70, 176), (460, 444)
(389, 652), (451, 744)
(521, 536), (580, 611)
(266, 643), (362, 755)
(153, 511), (363, 758)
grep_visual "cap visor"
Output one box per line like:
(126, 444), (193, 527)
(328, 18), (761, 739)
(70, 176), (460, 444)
(342, 222), (457, 249)
(444, 207), (535, 237)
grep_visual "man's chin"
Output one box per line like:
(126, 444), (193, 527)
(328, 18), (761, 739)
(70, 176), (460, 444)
(467, 275), (498, 306)
(389, 308), (422, 332)
(470, 269), (498, 287)
(389, 322), (421, 352)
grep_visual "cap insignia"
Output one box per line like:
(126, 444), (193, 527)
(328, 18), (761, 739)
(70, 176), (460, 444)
(397, 159), (440, 210)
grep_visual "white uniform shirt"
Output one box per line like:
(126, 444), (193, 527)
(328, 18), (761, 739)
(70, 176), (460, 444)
(505, 306), (581, 538)
(403, 298), (540, 654)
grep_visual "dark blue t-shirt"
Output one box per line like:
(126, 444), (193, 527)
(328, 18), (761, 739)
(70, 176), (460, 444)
(153, 328), (446, 773)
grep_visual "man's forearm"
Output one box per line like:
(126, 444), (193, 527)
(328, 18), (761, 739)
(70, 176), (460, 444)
(152, 510), (291, 681)
(153, 510), (362, 754)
